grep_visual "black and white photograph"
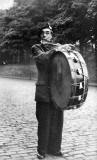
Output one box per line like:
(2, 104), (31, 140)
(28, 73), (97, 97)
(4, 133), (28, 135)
(0, 0), (97, 160)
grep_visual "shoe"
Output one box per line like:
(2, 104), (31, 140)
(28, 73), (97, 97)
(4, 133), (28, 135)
(37, 153), (45, 159)
(52, 151), (63, 157)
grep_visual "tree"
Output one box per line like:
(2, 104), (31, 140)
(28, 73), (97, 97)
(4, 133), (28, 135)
(0, 0), (96, 64)
(87, 0), (97, 68)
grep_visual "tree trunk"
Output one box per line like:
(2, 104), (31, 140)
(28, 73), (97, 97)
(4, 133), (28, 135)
(94, 40), (97, 77)
(79, 40), (84, 56)
(17, 50), (20, 64)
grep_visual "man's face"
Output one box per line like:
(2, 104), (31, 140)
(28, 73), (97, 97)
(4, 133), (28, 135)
(41, 28), (52, 42)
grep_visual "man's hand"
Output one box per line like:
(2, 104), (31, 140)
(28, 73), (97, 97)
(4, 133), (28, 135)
(46, 49), (55, 57)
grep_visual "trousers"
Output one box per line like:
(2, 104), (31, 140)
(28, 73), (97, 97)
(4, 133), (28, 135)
(36, 101), (63, 155)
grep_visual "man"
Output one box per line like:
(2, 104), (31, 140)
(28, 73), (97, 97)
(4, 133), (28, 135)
(31, 24), (64, 159)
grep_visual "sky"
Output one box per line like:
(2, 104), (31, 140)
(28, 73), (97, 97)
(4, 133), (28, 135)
(0, 0), (14, 10)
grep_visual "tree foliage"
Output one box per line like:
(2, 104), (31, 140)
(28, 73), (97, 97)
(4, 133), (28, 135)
(0, 0), (97, 64)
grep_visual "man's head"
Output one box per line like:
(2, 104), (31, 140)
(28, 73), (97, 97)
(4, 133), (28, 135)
(40, 24), (53, 43)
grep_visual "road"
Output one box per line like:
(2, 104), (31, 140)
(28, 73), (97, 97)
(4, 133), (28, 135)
(0, 77), (97, 160)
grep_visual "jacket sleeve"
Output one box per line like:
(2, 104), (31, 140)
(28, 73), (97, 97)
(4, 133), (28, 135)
(31, 44), (53, 63)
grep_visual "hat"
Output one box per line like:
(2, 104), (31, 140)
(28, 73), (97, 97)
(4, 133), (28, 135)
(38, 23), (53, 37)
(42, 23), (52, 31)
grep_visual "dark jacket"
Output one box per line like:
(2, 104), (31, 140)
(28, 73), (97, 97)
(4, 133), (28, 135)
(32, 43), (56, 102)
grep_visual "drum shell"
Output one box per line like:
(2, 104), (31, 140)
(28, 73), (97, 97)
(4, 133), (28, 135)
(49, 49), (89, 110)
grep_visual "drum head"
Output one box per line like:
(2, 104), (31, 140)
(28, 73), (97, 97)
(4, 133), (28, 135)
(49, 51), (72, 110)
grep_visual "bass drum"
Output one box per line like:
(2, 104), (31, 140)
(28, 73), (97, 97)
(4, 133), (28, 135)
(49, 45), (89, 110)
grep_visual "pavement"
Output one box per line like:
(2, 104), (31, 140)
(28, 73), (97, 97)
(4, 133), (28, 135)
(0, 77), (97, 160)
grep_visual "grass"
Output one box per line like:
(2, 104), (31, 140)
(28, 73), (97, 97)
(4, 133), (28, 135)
(0, 64), (37, 80)
(0, 54), (96, 83)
